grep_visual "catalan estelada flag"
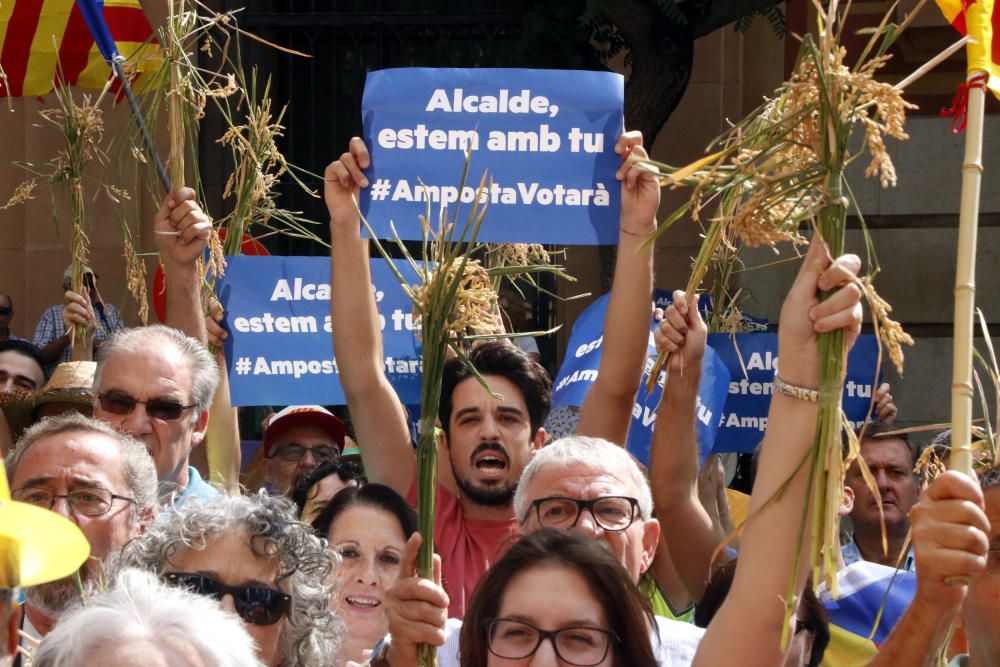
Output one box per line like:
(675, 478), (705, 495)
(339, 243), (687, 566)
(0, 0), (160, 97)
(936, 0), (1000, 98)
(817, 561), (917, 667)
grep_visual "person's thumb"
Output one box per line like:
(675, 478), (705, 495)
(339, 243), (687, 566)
(402, 532), (423, 578)
(688, 293), (706, 330)
(789, 234), (830, 299)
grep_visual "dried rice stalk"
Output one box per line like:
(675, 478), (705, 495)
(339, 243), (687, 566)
(122, 236), (149, 326)
(857, 277), (915, 375)
(407, 259), (497, 339)
(356, 151), (574, 667)
(1, 180), (38, 210)
(15, 82), (113, 354)
(633, 1), (956, 650)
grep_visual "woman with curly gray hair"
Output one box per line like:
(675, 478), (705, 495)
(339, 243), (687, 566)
(118, 493), (341, 667)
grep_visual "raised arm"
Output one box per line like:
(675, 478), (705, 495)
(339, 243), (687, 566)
(694, 237), (863, 666)
(649, 291), (721, 601)
(575, 131), (659, 444)
(325, 138), (414, 495)
(866, 471), (989, 667)
(155, 188), (212, 344)
(155, 188), (241, 488)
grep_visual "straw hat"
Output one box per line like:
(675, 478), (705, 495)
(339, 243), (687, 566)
(33, 361), (96, 413)
(0, 362), (95, 443)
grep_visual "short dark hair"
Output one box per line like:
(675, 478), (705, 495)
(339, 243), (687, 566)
(439, 341), (551, 438)
(981, 464), (1000, 492)
(290, 461), (363, 517)
(696, 560), (829, 667)
(851, 422), (919, 468)
(459, 529), (658, 667)
(0, 339), (45, 376)
(310, 483), (417, 542)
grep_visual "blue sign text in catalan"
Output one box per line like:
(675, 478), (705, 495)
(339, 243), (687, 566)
(217, 256), (422, 407)
(709, 333), (881, 453)
(360, 68), (624, 245)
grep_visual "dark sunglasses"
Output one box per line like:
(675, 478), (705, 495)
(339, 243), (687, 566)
(0, 306), (11, 315)
(98, 392), (195, 421)
(163, 572), (291, 625)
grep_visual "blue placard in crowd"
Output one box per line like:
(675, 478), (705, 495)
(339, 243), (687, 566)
(709, 333), (882, 453)
(551, 292), (731, 467)
(360, 67), (624, 244)
(217, 256), (422, 407)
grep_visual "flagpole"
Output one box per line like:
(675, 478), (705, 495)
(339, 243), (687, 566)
(950, 72), (988, 478)
(111, 58), (171, 192)
(73, 0), (171, 192)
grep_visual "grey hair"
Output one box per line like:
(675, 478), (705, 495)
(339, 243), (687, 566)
(513, 435), (654, 523)
(31, 568), (264, 667)
(5, 412), (158, 518)
(95, 325), (220, 414)
(117, 493), (341, 667)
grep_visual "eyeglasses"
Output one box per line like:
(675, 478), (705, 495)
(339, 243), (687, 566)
(528, 496), (640, 532)
(0, 306), (11, 315)
(163, 572), (291, 626)
(486, 618), (617, 666)
(269, 443), (340, 464)
(98, 391), (195, 421)
(13, 486), (135, 516)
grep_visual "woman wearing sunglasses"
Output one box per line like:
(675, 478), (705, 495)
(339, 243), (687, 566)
(311, 484), (416, 666)
(119, 493), (340, 666)
(377, 528), (657, 667)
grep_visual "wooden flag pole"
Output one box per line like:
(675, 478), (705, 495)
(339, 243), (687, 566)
(167, 0), (185, 191)
(949, 73), (988, 477)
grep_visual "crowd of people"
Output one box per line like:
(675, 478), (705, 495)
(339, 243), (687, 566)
(0, 131), (995, 667)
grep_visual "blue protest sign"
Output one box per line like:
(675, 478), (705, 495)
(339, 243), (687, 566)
(708, 333), (881, 453)
(551, 292), (731, 466)
(360, 68), (624, 244)
(217, 256), (422, 407)
(652, 289), (771, 333)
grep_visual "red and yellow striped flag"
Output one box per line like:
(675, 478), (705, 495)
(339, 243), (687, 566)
(936, 0), (1000, 98)
(0, 0), (160, 97)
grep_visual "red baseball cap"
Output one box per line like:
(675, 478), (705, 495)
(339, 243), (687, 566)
(262, 405), (346, 457)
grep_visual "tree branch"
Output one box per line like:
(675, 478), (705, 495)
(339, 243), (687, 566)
(683, 0), (785, 38)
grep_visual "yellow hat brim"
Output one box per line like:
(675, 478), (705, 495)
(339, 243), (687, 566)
(0, 501), (90, 588)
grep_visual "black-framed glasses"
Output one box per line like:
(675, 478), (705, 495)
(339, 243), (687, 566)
(486, 618), (617, 666)
(269, 443), (340, 464)
(528, 496), (640, 532)
(12, 486), (135, 516)
(163, 572), (291, 626)
(98, 391), (195, 421)
(0, 306), (11, 315)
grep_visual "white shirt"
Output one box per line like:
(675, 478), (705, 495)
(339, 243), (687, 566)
(437, 615), (704, 666)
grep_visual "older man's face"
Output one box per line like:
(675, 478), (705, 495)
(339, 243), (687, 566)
(11, 430), (141, 616)
(519, 460), (659, 583)
(94, 347), (208, 488)
(846, 437), (920, 532)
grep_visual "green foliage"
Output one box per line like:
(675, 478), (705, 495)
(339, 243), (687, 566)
(734, 6), (787, 38)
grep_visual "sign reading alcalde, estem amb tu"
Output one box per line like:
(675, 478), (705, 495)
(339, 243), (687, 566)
(360, 68), (624, 245)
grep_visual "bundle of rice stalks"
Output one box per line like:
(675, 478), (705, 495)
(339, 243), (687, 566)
(114, 5), (324, 338)
(633, 0), (964, 648)
(356, 152), (573, 667)
(8, 81), (124, 353)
